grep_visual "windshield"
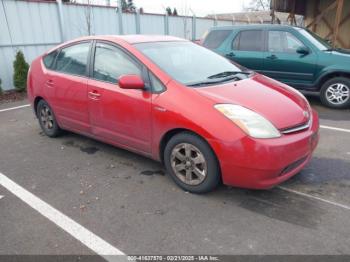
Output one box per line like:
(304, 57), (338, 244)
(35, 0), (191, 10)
(134, 41), (246, 86)
(297, 28), (332, 50)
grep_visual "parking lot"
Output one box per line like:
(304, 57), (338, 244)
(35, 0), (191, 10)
(0, 95), (349, 258)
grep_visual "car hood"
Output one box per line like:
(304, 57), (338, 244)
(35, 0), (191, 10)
(331, 48), (350, 56)
(195, 74), (310, 130)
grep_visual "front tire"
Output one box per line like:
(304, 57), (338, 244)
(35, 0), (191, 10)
(164, 132), (220, 193)
(320, 77), (350, 109)
(37, 100), (62, 137)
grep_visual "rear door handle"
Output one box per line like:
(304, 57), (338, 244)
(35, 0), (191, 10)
(88, 91), (101, 100)
(266, 54), (277, 60)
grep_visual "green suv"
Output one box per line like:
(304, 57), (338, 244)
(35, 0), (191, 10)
(202, 25), (350, 109)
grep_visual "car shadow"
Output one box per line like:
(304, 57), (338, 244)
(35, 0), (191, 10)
(57, 131), (349, 230)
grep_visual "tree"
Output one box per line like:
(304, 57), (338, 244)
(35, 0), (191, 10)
(127, 0), (136, 12)
(84, 0), (93, 36)
(121, 0), (128, 11)
(245, 0), (270, 11)
(173, 8), (178, 16)
(13, 50), (29, 92)
(166, 7), (172, 15)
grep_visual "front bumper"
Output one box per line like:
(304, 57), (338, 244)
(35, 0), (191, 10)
(212, 110), (319, 189)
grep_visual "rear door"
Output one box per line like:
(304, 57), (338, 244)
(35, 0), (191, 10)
(45, 41), (91, 134)
(262, 30), (317, 87)
(226, 30), (265, 71)
(87, 41), (152, 155)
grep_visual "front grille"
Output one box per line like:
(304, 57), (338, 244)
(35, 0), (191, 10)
(279, 156), (308, 176)
(280, 120), (311, 134)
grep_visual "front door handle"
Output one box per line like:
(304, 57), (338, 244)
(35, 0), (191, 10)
(266, 54), (277, 60)
(88, 91), (101, 100)
(226, 52), (236, 58)
(45, 79), (54, 87)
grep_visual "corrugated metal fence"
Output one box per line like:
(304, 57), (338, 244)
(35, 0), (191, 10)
(0, 0), (238, 90)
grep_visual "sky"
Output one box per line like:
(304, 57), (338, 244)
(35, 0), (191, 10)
(102, 0), (247, 17)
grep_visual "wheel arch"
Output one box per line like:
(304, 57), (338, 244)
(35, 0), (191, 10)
(316, 71), (350, 90)
(33, 96), (45, 117)
(159, 128), (218, 166)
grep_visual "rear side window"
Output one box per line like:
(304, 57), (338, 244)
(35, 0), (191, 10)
(203, 30), (231, 49)
(55, 42), (90, 77)
(43, 50), (58, 69)
(232, 30), (263, 51)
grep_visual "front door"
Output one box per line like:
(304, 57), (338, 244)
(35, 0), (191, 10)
(262, 30), (317, 88)
(88, 42), (152, 155)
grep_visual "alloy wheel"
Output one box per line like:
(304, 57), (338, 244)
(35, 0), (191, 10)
(40, 105), (54, 130)
(326, 83), (350, 105)
(170, 143), (207, 186)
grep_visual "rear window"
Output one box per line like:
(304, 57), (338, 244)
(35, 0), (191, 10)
(232, 30), (263, 51)
(203, 30), (231, 49)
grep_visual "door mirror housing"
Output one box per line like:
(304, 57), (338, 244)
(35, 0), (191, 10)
(118, 75), (145, 89)
(296, 46), (310, 55)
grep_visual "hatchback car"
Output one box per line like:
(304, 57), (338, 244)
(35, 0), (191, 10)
(28, 35), (319, 193)
(202, 25), (350, 109)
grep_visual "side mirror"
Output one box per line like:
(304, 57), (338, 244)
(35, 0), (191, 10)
(326, 39), (332, 45)
(118, 75), (145, 90)
(296, 46), (310, 55)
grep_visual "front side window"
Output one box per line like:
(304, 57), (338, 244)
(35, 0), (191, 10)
(268, 31), (305, 53)
(43, 50), (58, 69)
(232, 30), (263, 51)
(297, 28), (331, 50)
(93, 43), (141, 83)
(55, 42), (90, 76)
(149, 73), (165, 93)
(203, 30), (232, 49)
(134, 41), (245, 86)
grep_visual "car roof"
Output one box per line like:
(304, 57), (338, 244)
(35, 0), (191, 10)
(210, 24), (302, 31)
(68, 34), (186, 44)
(45, 34), (186, 55)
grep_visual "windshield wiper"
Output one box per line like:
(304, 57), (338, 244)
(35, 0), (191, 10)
(187, 71), (253, 87)
(323, 47), (342, 52)
(187, 77), (240, 87)
(207, 70), (252, 79)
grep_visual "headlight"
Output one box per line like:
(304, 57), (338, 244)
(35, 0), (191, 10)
(214, 104), (281, 138)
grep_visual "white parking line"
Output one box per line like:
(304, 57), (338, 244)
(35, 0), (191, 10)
(0, 195), (3, 200)
(320, 125), (350, 133)
(0, 172), (125, 259)
(278, 186), (350, 211)
(0, 104), (30, 113)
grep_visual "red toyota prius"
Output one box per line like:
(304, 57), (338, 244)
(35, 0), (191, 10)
(27, 35), (319, 193)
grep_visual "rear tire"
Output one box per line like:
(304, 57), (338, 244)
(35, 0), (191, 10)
(164, 132), (220, 194)
(37, 100), (62, 137)
(320, 77), (350, 109)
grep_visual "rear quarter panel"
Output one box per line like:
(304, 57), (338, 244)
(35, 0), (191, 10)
(27, 56), (46, 107)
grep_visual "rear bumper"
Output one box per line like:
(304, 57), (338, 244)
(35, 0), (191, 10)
(211, 110), (319, 189)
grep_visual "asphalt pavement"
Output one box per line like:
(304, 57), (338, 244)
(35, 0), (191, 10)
(0, 96), (349, 258)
